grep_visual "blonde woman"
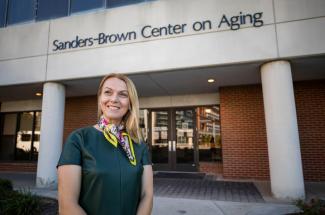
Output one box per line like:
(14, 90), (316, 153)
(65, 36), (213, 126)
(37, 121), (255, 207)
(57, 73), (153, 215)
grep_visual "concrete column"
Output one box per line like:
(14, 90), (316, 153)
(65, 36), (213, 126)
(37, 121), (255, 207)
(261, 60), (305, 200)
(36, 82), (65, 188)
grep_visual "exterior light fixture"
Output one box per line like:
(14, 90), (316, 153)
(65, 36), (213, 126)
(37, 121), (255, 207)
(208, 78), (215, 83)
(36, 93), (42, 96)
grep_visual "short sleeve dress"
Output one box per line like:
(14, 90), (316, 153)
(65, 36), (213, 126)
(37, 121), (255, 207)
(57, 126), (151, 215)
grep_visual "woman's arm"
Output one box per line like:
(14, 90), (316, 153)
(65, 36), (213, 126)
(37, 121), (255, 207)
(136, 165), (153, 215)
(58, 165), (87, 215)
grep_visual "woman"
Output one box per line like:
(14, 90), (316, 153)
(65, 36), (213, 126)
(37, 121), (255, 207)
(57, 73), (153, 215)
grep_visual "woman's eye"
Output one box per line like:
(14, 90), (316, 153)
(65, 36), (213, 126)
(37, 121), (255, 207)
(119, 93), (128, 98)
(104, 91), (112, 95)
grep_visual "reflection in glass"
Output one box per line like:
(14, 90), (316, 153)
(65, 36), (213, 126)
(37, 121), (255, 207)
(107, 0), (144, 8)
(139, 109), (149, 143)
(176, 110), (194, 163)
(151, 111), (168, 163)
(37, 0), (69, 21)
(32, 112), (41, 160)
(0, 114), (17, 160)
(70, 0), (104, 14)
(0, 111), (42, 161)
(16, 112), (34, 160)
(7, 0), (35, 25)
(197, 106), (221, 162)
(0, 0), (8, 27)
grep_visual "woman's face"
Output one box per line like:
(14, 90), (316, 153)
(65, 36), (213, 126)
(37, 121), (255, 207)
(99, 77), (130, 125)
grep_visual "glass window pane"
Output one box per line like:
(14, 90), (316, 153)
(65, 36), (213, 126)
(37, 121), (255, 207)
(16, 112), (33, 160)
(32, 111), (41, 161)
(0, 0), (7, 27)
(7, 0), (35, 25)
(107, 0), (144, 8)
(151, 111), (168, 164)
(139, 109), (148, 142)
(197, 106), (221, 162)
(0, 113), (17, 161)
(176, 110), (194, 164)
(70, 0), (104, 14)
(36, 0), (68, 21)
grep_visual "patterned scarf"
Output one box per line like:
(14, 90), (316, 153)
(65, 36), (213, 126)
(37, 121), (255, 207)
(98, 116), (136, 166)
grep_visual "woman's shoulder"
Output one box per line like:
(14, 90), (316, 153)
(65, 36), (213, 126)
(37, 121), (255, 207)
(133, 140), (149, 151)
(67, 126), (98, 139)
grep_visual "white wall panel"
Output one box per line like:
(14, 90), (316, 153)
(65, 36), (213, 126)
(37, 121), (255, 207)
(48, 0), (274, 54)
(0, 99), (42, 112)
(277, 17), (325, 57)
(0, 56), (47, 86)
(274, 0), (325, 22)
(0, 22), (49, 60)
(47, 24), (277, 81)
(139, 93), (219, 108)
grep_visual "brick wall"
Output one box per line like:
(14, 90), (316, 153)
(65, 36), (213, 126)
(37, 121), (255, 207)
(295, 80), (325, 181)
(63, 96), (97, 141)
(199, 162), (223, 176)
(220, 85), (270, 180)
(220, 80), (325, 181)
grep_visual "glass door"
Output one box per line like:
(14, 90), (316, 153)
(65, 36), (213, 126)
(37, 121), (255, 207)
(174, 109), (197, 171)
(149, 108), (197, 171)
(150, 110), (170, 170)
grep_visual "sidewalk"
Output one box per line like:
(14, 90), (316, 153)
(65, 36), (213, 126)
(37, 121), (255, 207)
(153, 197), (298, 215)
(2, 171), (324, 215)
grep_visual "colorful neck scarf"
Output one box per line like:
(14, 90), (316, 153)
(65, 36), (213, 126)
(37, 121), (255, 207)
(98, 116), (136, 166)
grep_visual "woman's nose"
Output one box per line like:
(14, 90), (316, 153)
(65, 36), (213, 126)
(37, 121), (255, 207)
(109, 93), (119, 102)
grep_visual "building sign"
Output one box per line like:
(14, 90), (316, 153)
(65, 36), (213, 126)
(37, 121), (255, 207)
(52, 12), (264, 51)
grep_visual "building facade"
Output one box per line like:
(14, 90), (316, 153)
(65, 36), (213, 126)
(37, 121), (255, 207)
(0, 0), (325, 200)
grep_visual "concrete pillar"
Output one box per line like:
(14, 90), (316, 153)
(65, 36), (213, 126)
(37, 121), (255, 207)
(261, 60), (305, 200)
(36, 82), (65, 188)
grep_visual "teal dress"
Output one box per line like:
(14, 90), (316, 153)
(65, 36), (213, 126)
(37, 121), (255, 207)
(57, 126), (151, 215)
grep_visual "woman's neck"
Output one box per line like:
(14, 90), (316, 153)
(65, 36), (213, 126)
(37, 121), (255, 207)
(103, 116), (121, 126)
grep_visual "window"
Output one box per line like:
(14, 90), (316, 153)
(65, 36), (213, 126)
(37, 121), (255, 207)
(197, 106), (221, 162)
(106, 0), (144, 8)
(16, 112), (34, 160)
(139, 109), (149, 143)
(70, 0), (105, 14)
(7, 0), (36, 25)
(0, 0), (7, 27)
(36, 0), (68, 21)
(0, 111), (41, 161)
(0, 113), (17, 160)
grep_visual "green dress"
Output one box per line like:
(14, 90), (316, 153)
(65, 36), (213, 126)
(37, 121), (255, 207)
(57, 126), (151, 215)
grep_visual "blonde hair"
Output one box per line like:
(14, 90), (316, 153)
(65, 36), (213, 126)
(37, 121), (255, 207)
(97, 73), (142, 143)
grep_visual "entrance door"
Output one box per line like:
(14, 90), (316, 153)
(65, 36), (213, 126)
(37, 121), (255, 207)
(149, 108), (197, 171)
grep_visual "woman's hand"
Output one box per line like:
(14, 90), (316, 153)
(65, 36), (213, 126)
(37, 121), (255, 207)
(58, 165), (87, 215)
(136, 165), (153, 215)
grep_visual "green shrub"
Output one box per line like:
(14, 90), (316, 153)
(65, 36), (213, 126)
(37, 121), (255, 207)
(295, 198), (325, 215)
(0, 178), (13, 191)
(0, 189), (41, 215)
(0, 178), (14, 208)
(2, 190), (41, 215)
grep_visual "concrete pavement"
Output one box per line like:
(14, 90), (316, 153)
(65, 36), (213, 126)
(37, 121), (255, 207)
(153, 197), (299, 215)
(2, 171), (324, 214)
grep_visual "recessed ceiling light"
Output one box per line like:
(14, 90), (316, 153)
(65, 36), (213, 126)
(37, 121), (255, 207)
(36, 93), (42, 96)
(208, 78), (215, 83)
(205, 109), (212, 113)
